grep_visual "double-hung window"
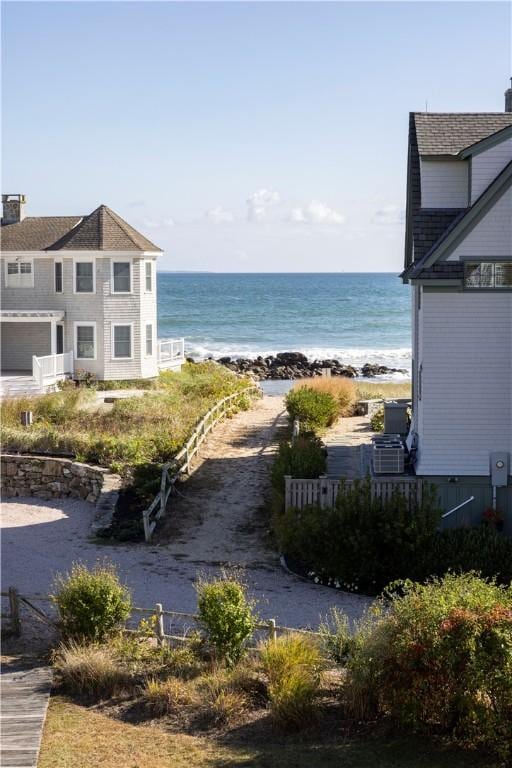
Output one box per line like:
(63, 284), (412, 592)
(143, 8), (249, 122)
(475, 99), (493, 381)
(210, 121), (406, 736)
(112, 261), (132, 293)
(75, 323), (96, 360)
(145, 261), (153, 292)
(55, 261), (63, 293)
(464, 262), (512, 289)
(75, 261), (94, 293)
(6, 260), (33, 287)
(145, 323), (153, 356)
(113, 324), (133, 359)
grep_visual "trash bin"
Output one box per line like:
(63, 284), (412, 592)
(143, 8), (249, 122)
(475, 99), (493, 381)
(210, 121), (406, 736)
(383, 402), (409, 435)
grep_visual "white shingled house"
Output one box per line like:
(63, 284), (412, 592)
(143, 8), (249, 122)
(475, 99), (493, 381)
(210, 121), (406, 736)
(0, 195), (184, 395)
(401, 82), (512, 528)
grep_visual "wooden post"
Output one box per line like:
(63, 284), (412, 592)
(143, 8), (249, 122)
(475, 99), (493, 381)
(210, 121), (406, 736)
(8, 587), (21, 638)
(292, 419), (300, 444)
(319, 475), (328, 509)
(268, 619), (277, 643)
(284, 476), (292, 511)
(160, 467), (167, 516)
(155, 603), (165, 646)
(143, 510), (151, 542)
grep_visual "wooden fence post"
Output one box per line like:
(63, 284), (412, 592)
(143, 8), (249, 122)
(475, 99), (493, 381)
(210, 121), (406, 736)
(154, 603), (165, 646)
(8, 587), (21, 637)
(267, 618), (277, 643)
(319, 475), (328, 509)
(160, 468), (167, 516)
(284, 476), (292, 511)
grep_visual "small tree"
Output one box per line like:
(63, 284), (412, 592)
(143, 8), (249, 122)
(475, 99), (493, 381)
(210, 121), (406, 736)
(52, 561), (132, 642)
(195, 571), (256, 666)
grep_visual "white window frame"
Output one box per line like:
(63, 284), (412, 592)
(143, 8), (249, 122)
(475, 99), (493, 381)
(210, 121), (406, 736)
(111, 259), (133, 294)
(4, 257), (34, 288)
(74, 321), (97, 361)
(145, 322), (154, 357)
(54, 259), (63, 293)
(144, 260), (154, 293)
(73, 257), (96, 294)
(111, 323), (134, 360)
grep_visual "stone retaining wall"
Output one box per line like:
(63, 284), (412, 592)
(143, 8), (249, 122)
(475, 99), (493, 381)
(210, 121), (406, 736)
(0, 454), (119, 505)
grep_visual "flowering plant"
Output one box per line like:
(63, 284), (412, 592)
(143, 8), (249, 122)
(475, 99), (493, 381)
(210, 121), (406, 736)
(482, 507), (504, 526)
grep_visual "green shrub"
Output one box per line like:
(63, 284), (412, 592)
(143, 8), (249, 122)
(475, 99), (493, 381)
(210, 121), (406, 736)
(345, 573), (512, 758)
(271, 435), (326, 491)
(52, 561), (132, 641)
(195, 572), (256, 666)
(260, 633), (324, 728)
(53, 641), (131, 698)
(370, 407), (384, 432)
(285, 387), (338, 432)
(319, 607), (361, 666)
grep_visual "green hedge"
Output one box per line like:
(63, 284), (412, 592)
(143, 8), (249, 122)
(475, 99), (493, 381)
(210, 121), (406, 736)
(285, 388), (338, 432)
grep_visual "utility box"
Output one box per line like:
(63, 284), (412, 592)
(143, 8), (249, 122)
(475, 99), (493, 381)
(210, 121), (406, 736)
(490, 452), (509, 487)
(384, 402), (409, 435)
(372, 436), (405, 474)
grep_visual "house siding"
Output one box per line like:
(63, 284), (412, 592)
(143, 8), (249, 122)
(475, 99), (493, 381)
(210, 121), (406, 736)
(470, 137), (512, 203)
(447, 185), (512, 259)
(416, 291), (512, 477)
(419, 158), (469, 208)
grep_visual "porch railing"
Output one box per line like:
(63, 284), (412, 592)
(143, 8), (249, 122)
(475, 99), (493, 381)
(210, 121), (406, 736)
(32, 351), (74, 388)
(284, 475), (421, 511)
(158, 338), (185, 369)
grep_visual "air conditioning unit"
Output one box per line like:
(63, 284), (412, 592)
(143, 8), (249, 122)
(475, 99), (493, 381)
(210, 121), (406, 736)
(372, 436), (405, 474)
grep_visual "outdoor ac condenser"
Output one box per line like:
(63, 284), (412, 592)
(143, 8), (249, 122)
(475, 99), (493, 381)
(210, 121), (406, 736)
(372, 436), (405, 475)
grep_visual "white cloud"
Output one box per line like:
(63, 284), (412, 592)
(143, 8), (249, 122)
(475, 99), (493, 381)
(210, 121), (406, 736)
(205, 206), (235, 224)
(288, 200), (345, 226)
(246, 189), (281, 221)
(373, 205), (405, 225)
(142, 217), (175, 229)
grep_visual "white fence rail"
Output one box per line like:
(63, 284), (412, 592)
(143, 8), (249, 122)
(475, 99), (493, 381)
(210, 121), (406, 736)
(32, 351), (74, 388)
(285, 474), (421, 511)
(158, 338), (185, 369)
(143, 385), (262, 541)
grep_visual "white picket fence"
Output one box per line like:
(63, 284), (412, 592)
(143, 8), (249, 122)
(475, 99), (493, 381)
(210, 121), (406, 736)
(142, 385), (262, 541)
(284, 474), (421, 511)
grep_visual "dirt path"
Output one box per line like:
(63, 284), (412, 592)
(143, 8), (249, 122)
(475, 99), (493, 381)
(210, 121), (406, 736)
(2, 396), (372, 630)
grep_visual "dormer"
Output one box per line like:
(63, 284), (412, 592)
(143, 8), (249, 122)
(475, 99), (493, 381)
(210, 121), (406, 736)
(419, 157), (469, 208)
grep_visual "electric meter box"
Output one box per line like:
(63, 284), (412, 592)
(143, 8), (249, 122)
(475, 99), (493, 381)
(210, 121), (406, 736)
(490, 452), (509, 487)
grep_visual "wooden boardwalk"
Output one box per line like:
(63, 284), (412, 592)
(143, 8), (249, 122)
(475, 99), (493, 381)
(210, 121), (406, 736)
(1, 661), (52, 768)
(324, 415), (374, 479)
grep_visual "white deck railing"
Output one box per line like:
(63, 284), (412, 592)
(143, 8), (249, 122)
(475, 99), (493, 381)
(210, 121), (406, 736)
(157, 338), (185, 370)
(32, 351), (74, 388)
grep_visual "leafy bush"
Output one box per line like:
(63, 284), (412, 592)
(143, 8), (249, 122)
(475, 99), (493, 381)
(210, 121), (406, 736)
(285, 387), (338, 432)
(195, 572), (256, 666)
(260, 633), (324, 729)
(53, 641), (131, 698)
(319, 607), (361, 666)
(295, 378), (356, 416)
(271, 435), (326, 492)
(275, 479), (441, 594)
(345, 573), (512, 758)
(52, 561), (132, 641)
(370, 407), (384, 432)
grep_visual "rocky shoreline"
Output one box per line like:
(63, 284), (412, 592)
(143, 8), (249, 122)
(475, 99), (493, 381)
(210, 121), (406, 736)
(207, 352), (409, 380)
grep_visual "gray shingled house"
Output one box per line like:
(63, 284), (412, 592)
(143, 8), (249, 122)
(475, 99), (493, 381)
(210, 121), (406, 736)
(401, 82), (512, 527)
(0, 196), (184, 394)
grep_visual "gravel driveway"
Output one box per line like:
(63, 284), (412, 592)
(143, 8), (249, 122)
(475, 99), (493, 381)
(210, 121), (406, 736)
(1, 396), (371, 630)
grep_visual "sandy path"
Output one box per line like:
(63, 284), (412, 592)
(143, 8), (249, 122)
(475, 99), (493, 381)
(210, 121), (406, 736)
(1, 396), (371, 630)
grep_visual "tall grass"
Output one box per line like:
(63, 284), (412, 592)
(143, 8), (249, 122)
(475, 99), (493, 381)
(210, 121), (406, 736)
(294, 377), (356, 416)
(0, 362), (251, 475)
(355, 381), (411, 401)
(53, 641), (131, 698)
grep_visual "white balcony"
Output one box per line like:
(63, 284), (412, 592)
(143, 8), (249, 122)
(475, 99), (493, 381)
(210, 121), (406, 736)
(157, 338), (185, 371)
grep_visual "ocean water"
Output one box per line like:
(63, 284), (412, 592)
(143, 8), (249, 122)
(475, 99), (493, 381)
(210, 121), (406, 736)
(157, 272), (411, 376)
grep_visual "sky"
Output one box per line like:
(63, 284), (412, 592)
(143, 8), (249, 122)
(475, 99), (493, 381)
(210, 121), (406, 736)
(2, 1), (511, 272)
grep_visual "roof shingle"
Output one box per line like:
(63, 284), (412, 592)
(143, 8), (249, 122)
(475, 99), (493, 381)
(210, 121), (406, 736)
(414, 113), (512, 156)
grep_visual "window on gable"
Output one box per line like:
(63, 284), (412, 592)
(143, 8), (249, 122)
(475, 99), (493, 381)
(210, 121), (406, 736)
(464, 262), (512, 289)
(113, 261), (131, 293)
(113, 325), (132, 359)
(75, 261), (94, 292)
(6, 261), (33, 287)
(145, 261), (153, 292)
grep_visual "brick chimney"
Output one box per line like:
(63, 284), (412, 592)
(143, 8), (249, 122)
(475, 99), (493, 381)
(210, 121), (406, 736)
(2, 194), (26, 224)
(506, 78), (512, 112)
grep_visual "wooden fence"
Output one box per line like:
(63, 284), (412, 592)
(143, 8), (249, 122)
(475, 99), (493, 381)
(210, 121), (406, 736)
(143, 385), (262, 541)
(2, 588), (318, 646)
(284, 474), (421, 511)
